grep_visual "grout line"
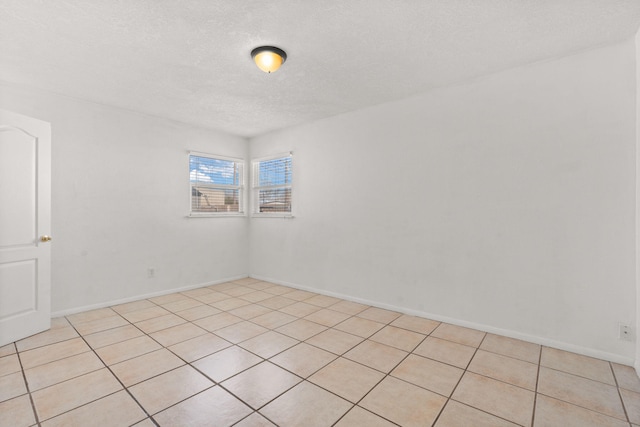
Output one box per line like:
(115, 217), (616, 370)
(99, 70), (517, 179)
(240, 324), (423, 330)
(531, 342), (543, 427)
(610, 361), (632, 424)
(13, 342), (42, 427)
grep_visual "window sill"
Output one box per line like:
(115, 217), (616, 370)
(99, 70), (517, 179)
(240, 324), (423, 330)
(251, 214), (295, 219)
(187, 213), (246, 218)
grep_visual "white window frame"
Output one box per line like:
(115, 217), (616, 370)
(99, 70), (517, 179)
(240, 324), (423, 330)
(251, 152), (293, 218)
(188, 151), (245, 217)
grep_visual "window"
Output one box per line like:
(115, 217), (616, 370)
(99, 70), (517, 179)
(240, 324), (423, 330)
(252, 153), (292, 215)
(189, 152), (244, 215)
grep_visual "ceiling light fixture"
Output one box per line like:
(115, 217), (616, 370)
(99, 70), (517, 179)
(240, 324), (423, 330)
(251, 46), (287, 73)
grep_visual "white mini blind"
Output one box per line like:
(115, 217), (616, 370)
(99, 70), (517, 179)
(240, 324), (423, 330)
(252, 154), (292, 214)
(189, 153), (244, 215)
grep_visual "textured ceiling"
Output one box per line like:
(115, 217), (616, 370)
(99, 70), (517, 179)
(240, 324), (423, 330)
(2, 1), (640, 137)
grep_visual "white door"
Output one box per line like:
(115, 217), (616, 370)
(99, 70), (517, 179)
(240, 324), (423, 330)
(0, 110), (51, 346)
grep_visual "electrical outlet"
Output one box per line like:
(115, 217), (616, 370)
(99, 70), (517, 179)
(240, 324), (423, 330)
(147, 267), (155, 278)
(619, 323), (633, 341)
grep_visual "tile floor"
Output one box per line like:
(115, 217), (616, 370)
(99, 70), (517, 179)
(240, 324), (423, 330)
(2, 277), (640, 426)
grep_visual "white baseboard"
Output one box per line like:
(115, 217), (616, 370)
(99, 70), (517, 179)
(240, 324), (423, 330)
(250, 274), (635, 367)
(51, 274), (248, 318)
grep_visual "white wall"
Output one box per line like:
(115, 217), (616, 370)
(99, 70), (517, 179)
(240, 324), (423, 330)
(250, 40), (637, 363)
(0, 82), (249, 313)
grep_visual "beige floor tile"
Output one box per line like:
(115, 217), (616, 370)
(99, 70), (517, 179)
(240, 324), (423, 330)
(541, 347), (615, 385)
(229, 303), (273, 320)
(534, 394), (629, 427)
(250, 311), (297, 329)
(168, 333), (232, 362)
(132, 419), (156, 427)
(391, 354), (463, 397)
(259, 295), (297, 310)
(20, 337), (91, 370)
(621, 388), (640, 424)
(330, 300), (370, 315)
(468, 349), (538, 390)
(215, 321), (269, 344)
(309, 357), (384, 403)
(279, 301), (322, 317)
(192, 291), (230, 304)
(537, 367), (625, 420)
(209, 282), (239, 291)
(360, 376), (447, 427)
(50, 317), (70, 329)
(0, 343), (16, 357)
(16, 326), (79, 352)
(180, 287), (214, 297)
(0, 354), (21, 376)
(154, 386), (251, 427)
(276, 319), (327, 341)
(334, 317), (385, 338)
(95, 335), (162, 365)
(304, 308), (351, 327)
(390, 315), (440, 335)
(452, 372), (535, 426)
(305, 294), (342, 308)
(282, 289), (317, 301)
(210, 297), (252, 311)
(83, 324), (144, 349)
(262, 285), (295, 295)
(357, 307), (402, 324)
(334, 406), (396, 427)
(612, 363), (640, 393)
(0, 371), (27, 402)
(66, 307), (116, 325)
(135, 313), (186, 334)
(24, 351), (104, 391)
(234, 277), (261, 285)
(120, 306), (171, 323)
(193, 346), (262, 382)
(0, 394), (35, 427)
(239, 290), (273, 303)
(41, 390), (146, 427)
(194, 312), (243, 332)
(31, 368), (121, 421)
(73, 314), (129, 335)
(221, 286), (255, 297)
(246, 281), (275, 291)
(128, 365), (213, 415)
(150, 322), (207, 347)
(234, 412), (276, 426)
(271, 343), (337, 378)
(307, 328), (364, 355)
(261, 381), (352, 427)
(175, 304), (221, 321)
(344, 340), (408, 373)
(431, 323), (485, 348)
(111, 299), (156, 314)
(369, 325), (425, 352)
(480, 333), (540, 364)
(149, 292), (190, 305)
(436, 400), (519, 427)
(238, 331), (298, 359)
(160, 297), (203, 313)
(110, 349), (185, 386)
(222, 362), (301, 409)
(413, 336), (476, 369)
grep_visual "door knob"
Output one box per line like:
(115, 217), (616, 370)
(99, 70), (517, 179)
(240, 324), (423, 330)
(40, 235), (52, 242)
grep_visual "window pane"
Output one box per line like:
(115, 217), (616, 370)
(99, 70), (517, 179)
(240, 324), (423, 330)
(190, 156), (241, 186)
(259, 188), (291, 213)
(258, 157), (291, 187)
(192, 186), (240, 213)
